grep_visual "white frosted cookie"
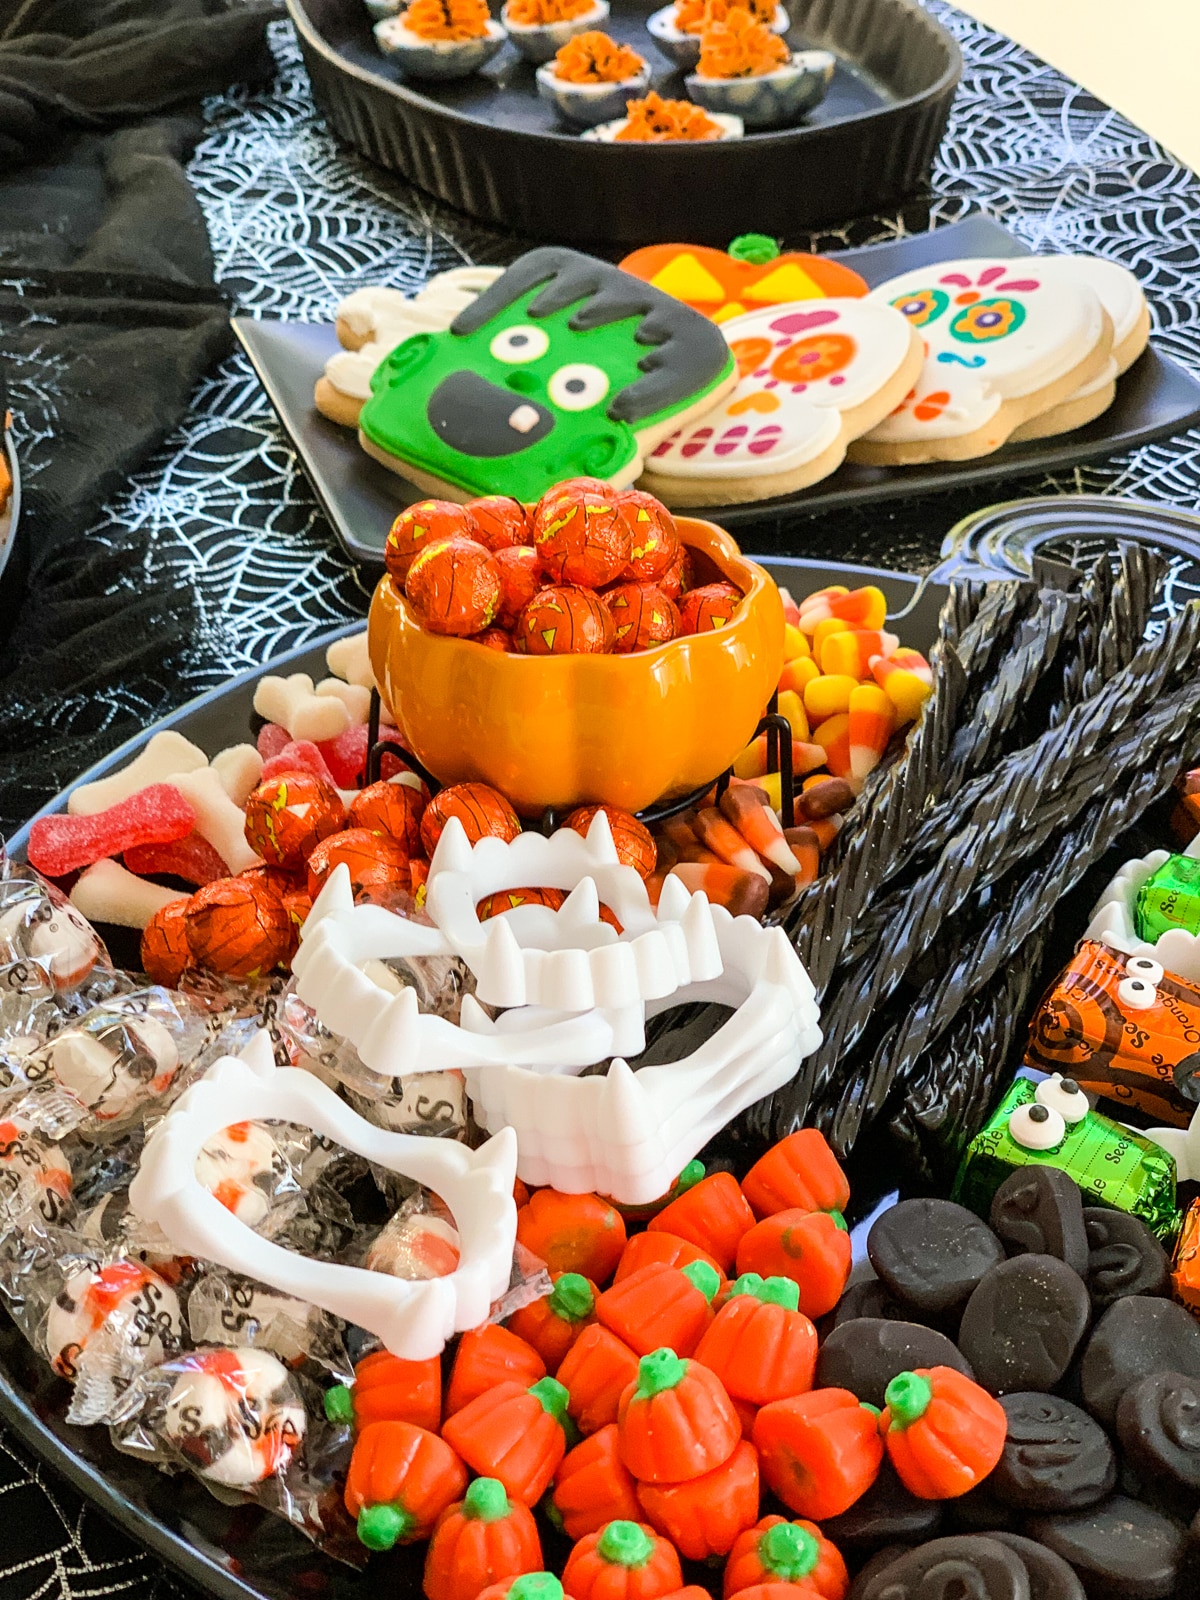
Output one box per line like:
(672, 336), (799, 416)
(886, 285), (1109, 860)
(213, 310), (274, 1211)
(1007, 255), (1150, 441)
(848, 259), (1114, 465)
(639, 298), (923, 506)
(314, 266), (504, 427)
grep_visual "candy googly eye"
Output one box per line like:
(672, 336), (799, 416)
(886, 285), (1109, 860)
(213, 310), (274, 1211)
(1008, 1101), (1067, 1151)
(1126, 956), (1164, 987)
(1118, 976), (1158, 1011)
(489, 325), (549, 364)
(1035, 1073), (1090, 1124)
(547, 363), (610, 411)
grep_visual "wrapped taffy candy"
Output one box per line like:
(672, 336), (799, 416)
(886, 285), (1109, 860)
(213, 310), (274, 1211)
(15, 988), (214, 1134)
(1025, 939), (1200, 1125)
(952, 1073), (1180, 1241)
(0, 1092), (75, 1229)
(0, 863), (107, 1006)
(187, 1268), (351, 1372)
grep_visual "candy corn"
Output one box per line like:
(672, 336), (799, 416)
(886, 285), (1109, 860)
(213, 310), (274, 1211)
(782, 623), (810, 660)
(797, 584), (887, 633)
(732, 737), (825, 782)
(775, 690), (809, 742)
(811, 616), (852, 654)
(819, 628), (900, 680)
(812, 713), (851, 781)
(693, 808), (772, 883)
(803, 674), (857, 725)
(778, 656), (819, 695)
(848, 683), (896, 783)
(719, 786), (802, 875)
(783, 826), (820, 887)
(669, 863), (769, 919)
(869, 647), (933, 723)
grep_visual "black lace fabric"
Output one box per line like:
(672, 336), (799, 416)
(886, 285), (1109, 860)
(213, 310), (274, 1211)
(4, 1), (1200, 1592)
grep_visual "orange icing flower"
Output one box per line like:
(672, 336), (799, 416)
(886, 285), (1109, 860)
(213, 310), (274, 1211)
(697, 5), (789, 76)
(614, 91), (725, 141)
(674, 0), (774, 36)
(507, 0), (593, 22)
(553, 29), (644, 80)
(402, 0), (491, 39)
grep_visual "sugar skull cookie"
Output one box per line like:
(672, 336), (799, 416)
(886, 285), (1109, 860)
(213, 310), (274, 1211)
(314, 266), (505, 429)
(640, 297), (922, 505)
(849, 258), (1115, 464)
(356, 247), (737, 503)
(1006, 255), (1150, 441)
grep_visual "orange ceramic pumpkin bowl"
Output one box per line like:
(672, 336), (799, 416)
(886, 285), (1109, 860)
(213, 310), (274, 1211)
(368, 517), (784, 817)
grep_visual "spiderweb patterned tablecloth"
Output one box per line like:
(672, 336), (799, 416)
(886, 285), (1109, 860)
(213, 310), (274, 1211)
(5, 3), (1200, 1596)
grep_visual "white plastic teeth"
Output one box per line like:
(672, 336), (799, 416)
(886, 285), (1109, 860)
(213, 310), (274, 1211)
(464, 907), (821, 1202)
(128, 1033), (518, 1359)
(1087, 838), (1200, 983)
(291, 813), (822, 1204)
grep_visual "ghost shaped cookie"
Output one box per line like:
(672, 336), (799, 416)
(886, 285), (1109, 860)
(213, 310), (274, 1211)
(356, 246), (738, 502)
(849, 258), (1115, 464)
(640, 297), (922, 505)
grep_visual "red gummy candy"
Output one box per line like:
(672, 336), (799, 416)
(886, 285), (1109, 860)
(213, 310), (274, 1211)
(29, 784), (196, 878)
(256, 723), (292, 761)
(124, 831), (229, 887)
(260, 740), (340, 788)
(316, 723), (405, 790)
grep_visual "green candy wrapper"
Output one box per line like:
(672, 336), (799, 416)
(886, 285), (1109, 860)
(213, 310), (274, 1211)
(1135, 852), (1200, 942)
(952, 1076), (1181, 1243)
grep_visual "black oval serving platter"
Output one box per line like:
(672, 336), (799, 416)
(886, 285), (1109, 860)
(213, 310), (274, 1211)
(288, 0), (961, 246)
(0, 555), (941, 1600)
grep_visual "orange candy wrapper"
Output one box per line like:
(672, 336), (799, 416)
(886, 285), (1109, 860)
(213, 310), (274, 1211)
(1025, 938), (1200, 1125)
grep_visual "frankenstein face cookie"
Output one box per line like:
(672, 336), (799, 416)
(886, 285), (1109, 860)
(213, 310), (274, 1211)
(849, 258), (1115, 465)
(640, 297), (922, 506)
(356, 247), (737, 502)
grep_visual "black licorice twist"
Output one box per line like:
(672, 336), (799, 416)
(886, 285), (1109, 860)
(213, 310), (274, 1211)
(1081, 541), (1166, 702)
(1048, 556), (1110, 725)
(824, 738), (1200, 1155)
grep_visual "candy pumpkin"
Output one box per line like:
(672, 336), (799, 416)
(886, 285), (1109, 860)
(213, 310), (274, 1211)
(507, 1273), (598, 1374)
(441, 1376), (571, 1504)
(734, 1209), (851, 1319)
(609, 1160), (705, 1225)
(446, 1323), (546, 1415)
(647, 1172), (755, 1274)
(344, 1420), (467, 1549)
(635, 1438), (759, 1560)
(552, 1423), (643, 1541)
(693, 1274), (817, 1408)
(597, 1260), (720, 1358)
(517, 1190), (628, 1284)
(617, 1348), (740, 1483)
(879, 1368), (1007, 1500)
(476, 1577), (568, 1600)
(424, 1478), (543, 1600)
(739, 1130), (850, 1221)
(723, 1516), (848, 1599)
(752, 1388), (883, 1520)
(324, 1349), (441, 1434)
(613, 1230), (723, 1285)
(616, 238), (868, 325)
(557, 1324), (641, 1435)
(562, 1520), (684, 1600)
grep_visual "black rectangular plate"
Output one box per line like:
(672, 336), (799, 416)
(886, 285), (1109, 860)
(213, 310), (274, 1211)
(0, 559), (937, 1600)
(234, 214), (1200, 566)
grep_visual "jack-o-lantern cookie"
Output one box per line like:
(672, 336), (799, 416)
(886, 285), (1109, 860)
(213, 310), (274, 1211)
(849, 258), (1115, 465)
(1007, 255), (1150, 442)
(640, 297), (922, 506)
(356, 247), (738, 503)
(313, 266), (504, 429)
(618, 234), (868, 324)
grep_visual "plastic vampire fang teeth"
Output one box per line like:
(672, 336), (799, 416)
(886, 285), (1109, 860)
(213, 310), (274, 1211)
(293, 809), (727, 1011)
(127, 1033), (518, 1359)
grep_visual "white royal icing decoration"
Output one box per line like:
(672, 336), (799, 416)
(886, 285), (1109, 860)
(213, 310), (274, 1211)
(860, 259), (1106, 444)
(647, 298), (914, 479)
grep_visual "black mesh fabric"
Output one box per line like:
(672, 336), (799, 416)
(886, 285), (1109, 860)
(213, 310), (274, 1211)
(0, 0), (282, 831)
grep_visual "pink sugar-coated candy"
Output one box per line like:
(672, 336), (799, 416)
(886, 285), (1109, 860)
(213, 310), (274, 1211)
(123, 831), (229, 887)
(256, 723), (292, 761)
(28, 784), (196, 878)
(316, 722), (402, 790)
(259, 740), (340, 788)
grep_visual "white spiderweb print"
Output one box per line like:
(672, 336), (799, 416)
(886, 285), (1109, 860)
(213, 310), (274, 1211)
(11, 3), (1200, 1595)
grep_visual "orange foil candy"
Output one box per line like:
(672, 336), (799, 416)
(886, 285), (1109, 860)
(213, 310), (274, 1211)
(517, 586), (614, 655)
(406, 536), (501, 637)
(184, 876), (292, 979)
